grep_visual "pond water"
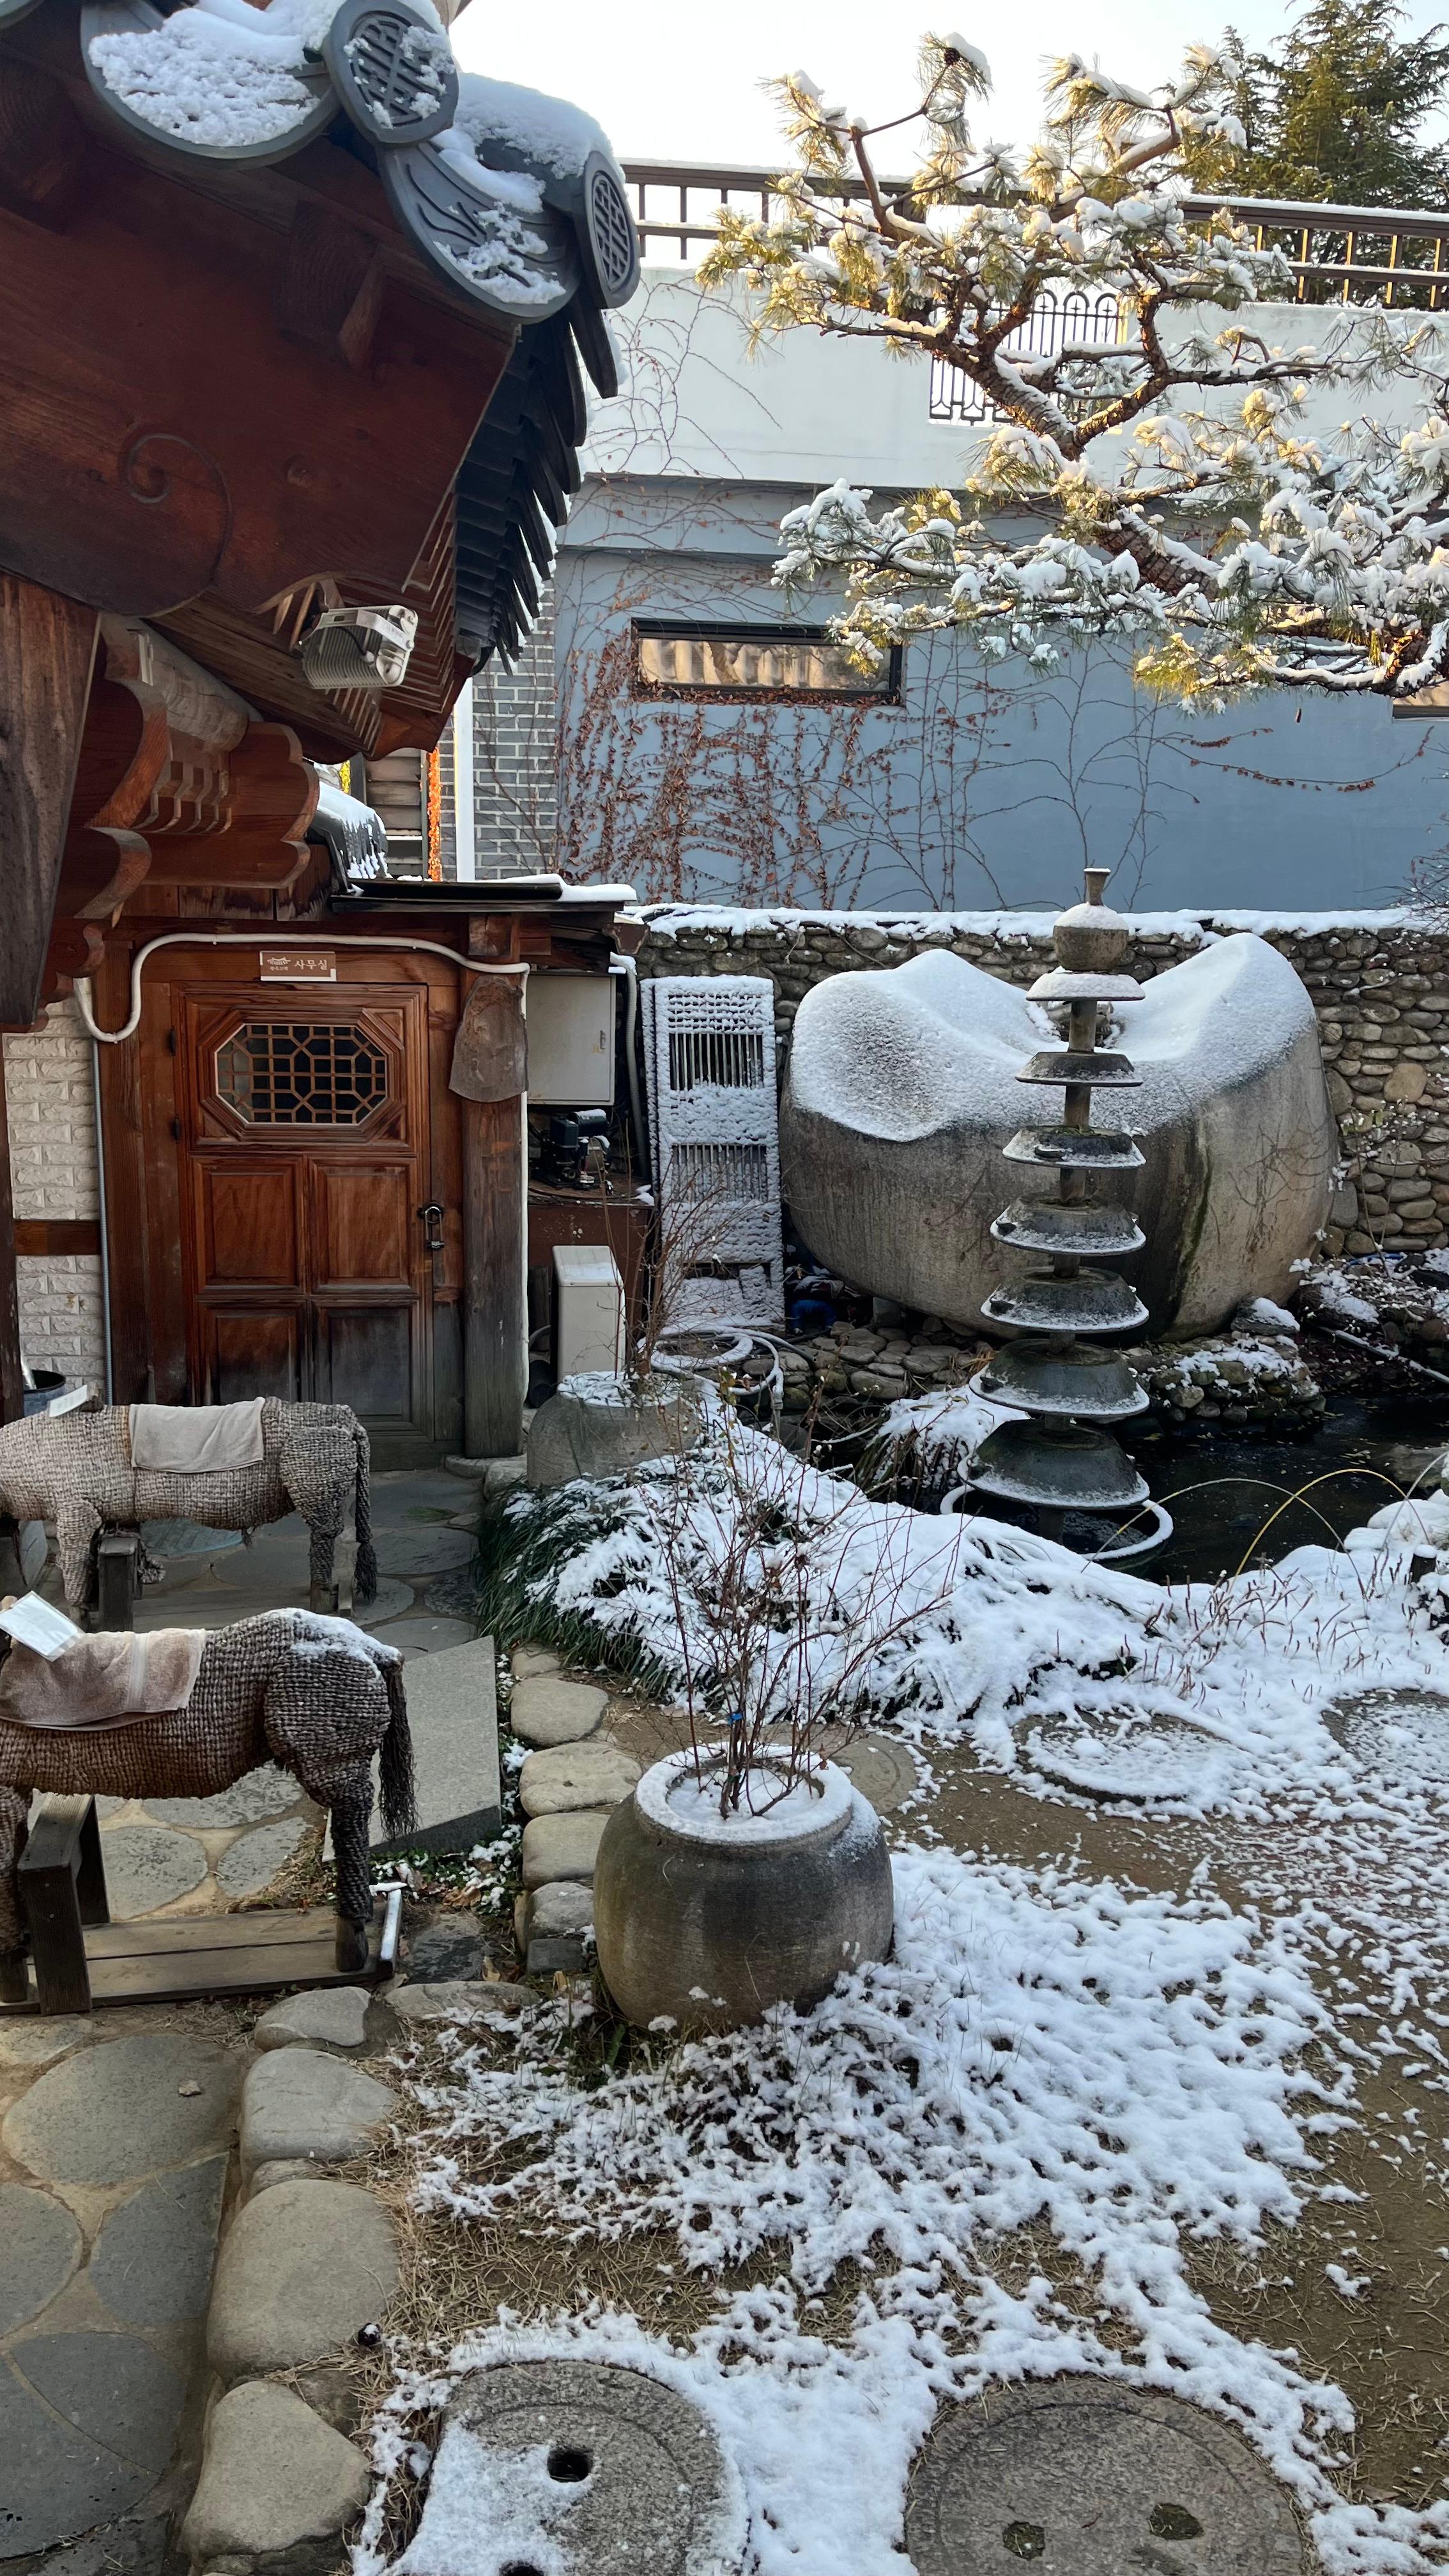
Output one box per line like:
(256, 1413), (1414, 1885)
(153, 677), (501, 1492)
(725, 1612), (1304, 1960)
(1130, 1391), (1449, 1585)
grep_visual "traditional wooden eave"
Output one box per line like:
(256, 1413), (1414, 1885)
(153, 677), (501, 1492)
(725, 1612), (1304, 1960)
(0, 0), (639, 1025)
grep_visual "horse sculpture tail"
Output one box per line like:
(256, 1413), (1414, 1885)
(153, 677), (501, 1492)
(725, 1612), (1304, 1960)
(378, 1655), (417, 1839)
(351, 1416), (378, 1607)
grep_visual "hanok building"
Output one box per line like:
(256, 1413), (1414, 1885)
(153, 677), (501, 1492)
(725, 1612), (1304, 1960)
(0, 0), (643, 1462)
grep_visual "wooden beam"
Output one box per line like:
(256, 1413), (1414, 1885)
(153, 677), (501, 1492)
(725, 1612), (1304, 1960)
(0, 572), (97, 1029)
(460, 972), (527, 1458)
(275, 201), (383, 373)
(0, 56), (87, 233)
(14, 1219), (100, 1257)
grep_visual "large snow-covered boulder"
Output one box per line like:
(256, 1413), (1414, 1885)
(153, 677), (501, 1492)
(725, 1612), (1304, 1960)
(780, 934), (1335, 1337)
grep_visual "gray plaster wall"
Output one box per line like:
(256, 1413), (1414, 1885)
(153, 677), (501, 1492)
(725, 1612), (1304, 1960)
(635, 906), (1449, 1262)
(551, 476), (1449, 915)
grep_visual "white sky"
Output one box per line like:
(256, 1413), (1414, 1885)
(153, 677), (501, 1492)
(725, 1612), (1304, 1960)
(452, 0), (1449, 170)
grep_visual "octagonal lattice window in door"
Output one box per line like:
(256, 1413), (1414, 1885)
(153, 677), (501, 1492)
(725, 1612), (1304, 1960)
(214, 1021), (389, 1127)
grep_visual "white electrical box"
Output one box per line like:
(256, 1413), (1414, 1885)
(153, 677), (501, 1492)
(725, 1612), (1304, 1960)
(526, 974), (615, 1105)
(553, 1245), (626, 1379)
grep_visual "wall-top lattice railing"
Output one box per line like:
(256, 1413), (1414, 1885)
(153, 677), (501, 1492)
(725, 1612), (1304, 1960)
(621, 162), (1449, 309)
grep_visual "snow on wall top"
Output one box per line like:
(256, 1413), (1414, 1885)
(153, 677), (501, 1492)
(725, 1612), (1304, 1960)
(640, 902), (1424, 944)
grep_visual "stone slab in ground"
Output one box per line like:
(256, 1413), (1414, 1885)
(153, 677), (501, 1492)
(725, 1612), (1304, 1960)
(369, 1615), (478, 1659)
(208, 2177), (397, 2380)
(182, 2379), (370, 2572)
(139, 1519), (244, 1558)
(904, 2381), (1304, 2574)
(144, 1764), (302, 1828)
(3, 2032), (242, 2188)
(0, 2350), (172, 2560)
(239, 2048), (396, 2182)
(521, 1809), (611, 1887)
(98, 1822), (209, 1920)
(215, 1814), (310, 1897)
(512, 1644), (561, 1678)
(519, 1741), (640, 1817)
(525, 1881), (595, 1976)
(387, 1979), (528, 2027)
(89, 2155), (228, 2327)
(405, 1917), (486, 1982)
(831, 1733), (919, 1813)
(0, 2181), (84, 2333)
(4, 2333), (187, 2543)
(372, 1636), (500, 1857)
(510, 1675), (608, 1748)
(402, 2359), (737, 2576)
(1324, 1686), (1449, 1782)
(373, 1526), (476, 1579)
(254, 1986), (372, 2051)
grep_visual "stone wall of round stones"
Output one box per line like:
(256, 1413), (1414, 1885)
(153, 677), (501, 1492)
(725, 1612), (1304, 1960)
(636, 910), (1449, 1260)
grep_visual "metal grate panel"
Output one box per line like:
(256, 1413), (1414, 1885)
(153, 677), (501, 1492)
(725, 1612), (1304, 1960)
(641, 977), (784, 1327)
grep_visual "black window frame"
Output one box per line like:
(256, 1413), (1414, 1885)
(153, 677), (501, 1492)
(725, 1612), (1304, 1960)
(630, 618), (904, 705)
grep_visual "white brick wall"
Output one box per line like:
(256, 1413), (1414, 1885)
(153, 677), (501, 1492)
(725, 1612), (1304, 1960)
(4, 998), (100, 1221)
(4, 999), (107, 1386)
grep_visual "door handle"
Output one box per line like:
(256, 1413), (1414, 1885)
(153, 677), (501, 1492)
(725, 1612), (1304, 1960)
(418, 1201), (445, 1254)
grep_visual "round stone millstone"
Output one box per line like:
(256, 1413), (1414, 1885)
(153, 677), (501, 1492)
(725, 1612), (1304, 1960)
(1322, 1687), (1449, 1784)
(904, 2382), (1304, 2574)
(401, 2359), (738, 2576)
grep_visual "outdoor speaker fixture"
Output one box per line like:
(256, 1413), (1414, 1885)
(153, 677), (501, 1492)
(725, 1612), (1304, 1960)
(302, 606), (418, 693)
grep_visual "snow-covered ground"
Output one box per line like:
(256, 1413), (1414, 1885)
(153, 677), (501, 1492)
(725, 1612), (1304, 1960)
(355, 1425), (1449, 2576)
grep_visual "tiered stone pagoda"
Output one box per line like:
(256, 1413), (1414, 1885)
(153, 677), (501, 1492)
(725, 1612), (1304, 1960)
(974, 870), (1169, 1558)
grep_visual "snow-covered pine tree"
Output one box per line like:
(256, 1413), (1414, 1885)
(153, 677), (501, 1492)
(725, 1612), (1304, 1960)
(699, 36), (1449, 702)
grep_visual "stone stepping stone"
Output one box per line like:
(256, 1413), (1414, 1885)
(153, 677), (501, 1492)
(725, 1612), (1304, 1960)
(513, 1644), (562, 1678)
(183, 2380), (369, 2572)
(832, 1733), (919, 1813)
(1323, 1686), (1449, 1782)
(0, 2181), (83, 2333)
(521, 1809), (612, 1888)
(215, 1814), (310, 1899)
(404, 1918), (486, 1983)
(3, 2031), (242, 2187)
(402, 2359), (735, 2576)
(93, 1823), (208, 1920)
(373, 1526), (476, 1579)
(89, 2155), (228, 2328)
(387, 1980), (528, 2027)
(144, 1762), (302, 1828)
(0, 2014), (94, 2069)
(524, 1882), (595, 1977)
(372, 1470), (483, 1521)
(511, 1675), (608, 1748)
(240, 2048), (396, 2183)
(207, 2177), (397, 2380)
(519, 1742), (640, 1818)
(367, 1615), (478, 1659)
(138, 1520), (244, 1558)
(254, 1986), (372, 2051)
(904, 2382), (1303, 2574)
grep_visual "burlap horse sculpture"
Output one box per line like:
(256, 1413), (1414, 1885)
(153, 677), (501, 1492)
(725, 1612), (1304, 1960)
(0, 1609), (414, 2001)
(0, 1400), (378, 1618)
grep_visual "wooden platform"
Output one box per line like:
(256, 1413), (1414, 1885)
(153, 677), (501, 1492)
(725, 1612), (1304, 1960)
(0, 1896), (396, 2014)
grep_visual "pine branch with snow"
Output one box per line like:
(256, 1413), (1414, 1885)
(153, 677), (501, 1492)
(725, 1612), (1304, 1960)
(699, 33), (1449, 702)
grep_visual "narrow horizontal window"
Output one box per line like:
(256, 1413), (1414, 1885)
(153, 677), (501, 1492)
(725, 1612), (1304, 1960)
(633, 622), (901, 702)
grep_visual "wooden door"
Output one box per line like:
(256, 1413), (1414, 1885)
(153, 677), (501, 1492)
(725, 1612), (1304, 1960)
(178, 986), (434, 1438)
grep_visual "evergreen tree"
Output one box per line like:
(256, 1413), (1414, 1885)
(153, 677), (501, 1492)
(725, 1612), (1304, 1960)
(1184, 0), (1449, 207)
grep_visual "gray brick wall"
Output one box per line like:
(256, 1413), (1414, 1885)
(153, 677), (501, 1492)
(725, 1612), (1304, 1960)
(470, 595), (558, 873)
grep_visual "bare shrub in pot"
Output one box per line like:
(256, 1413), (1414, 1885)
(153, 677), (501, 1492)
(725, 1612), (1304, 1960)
(593, 1407), (967, 2029)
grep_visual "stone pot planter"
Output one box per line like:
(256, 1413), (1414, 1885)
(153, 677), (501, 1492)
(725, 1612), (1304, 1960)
(594, 1749), (893, 2032)
(526, 1372), (703, 1489)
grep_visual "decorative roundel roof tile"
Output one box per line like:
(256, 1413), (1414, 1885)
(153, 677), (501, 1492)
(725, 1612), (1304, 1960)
(379, 142), (580, 323)
(81, 0), (335, 165)
(322, 0), (458, 147)
(580, 148), (641, 308)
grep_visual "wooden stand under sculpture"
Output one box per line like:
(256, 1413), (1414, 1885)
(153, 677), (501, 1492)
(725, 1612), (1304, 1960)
(972, 869), (1172, 1563)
